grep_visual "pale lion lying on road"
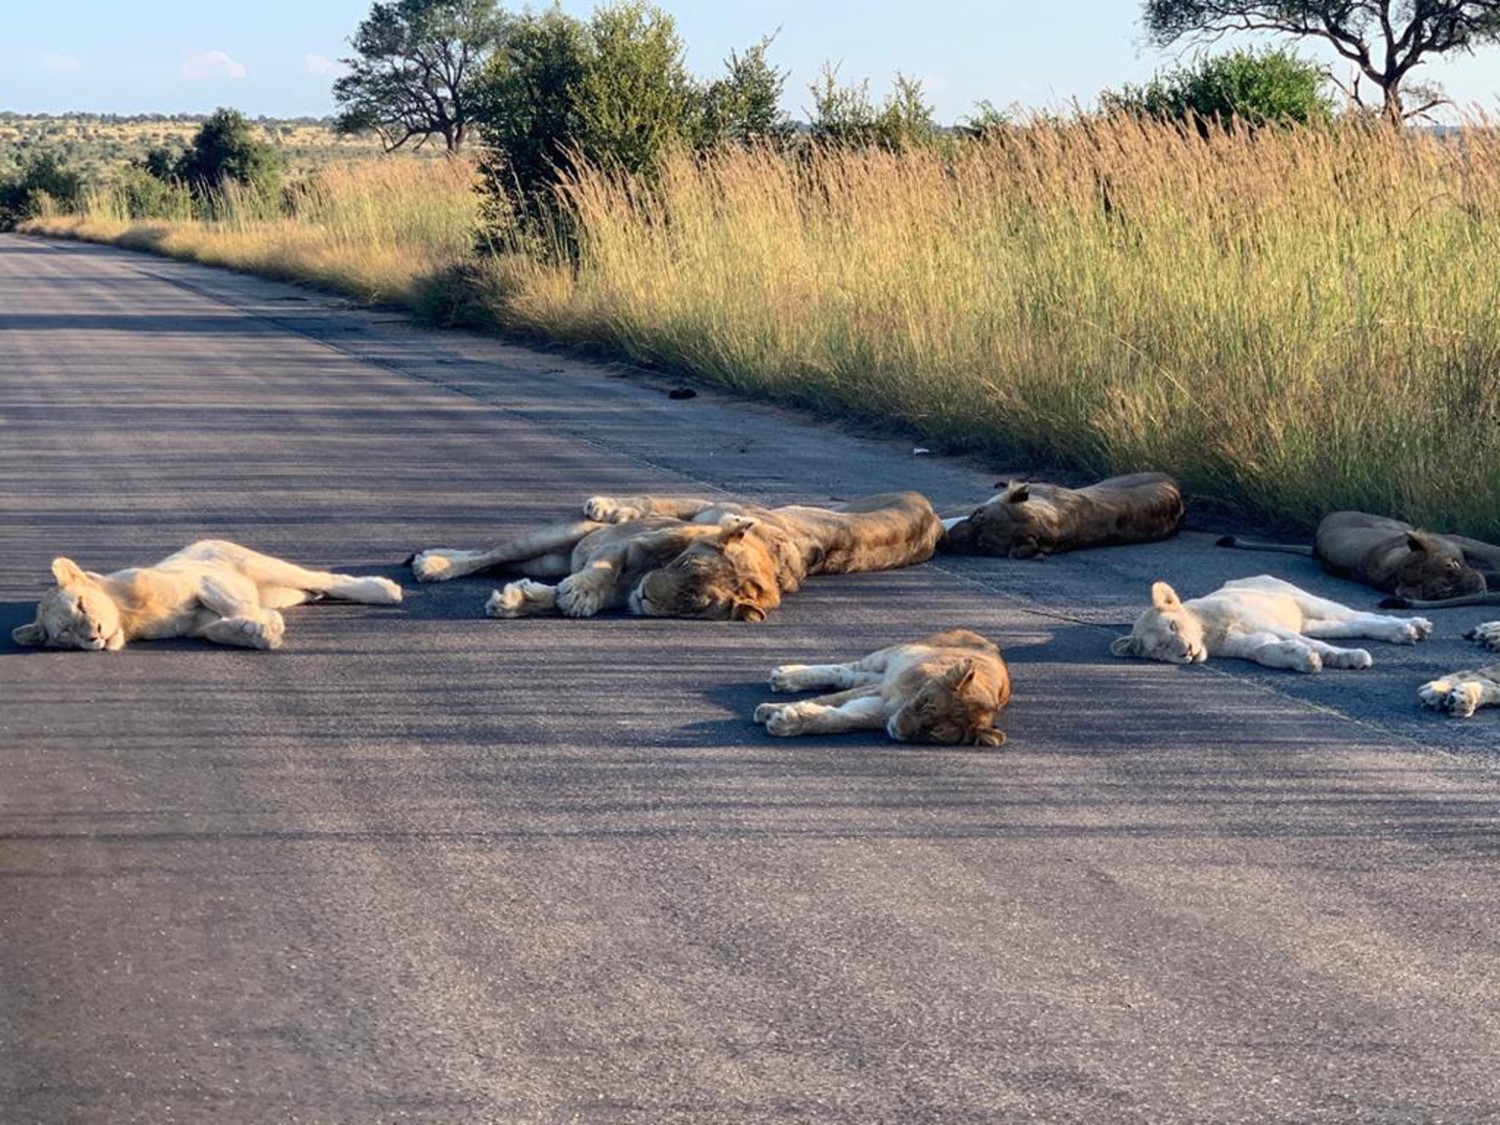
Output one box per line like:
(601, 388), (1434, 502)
(410, 492), (942, 622)
(1110, 574), (1431, 673)
(11, 540), (402, 652)
(753, 629), (1012, 746)
(1419, 623), (1500, 717)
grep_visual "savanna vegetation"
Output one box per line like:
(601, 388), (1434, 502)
(15, 0), (1500, 537)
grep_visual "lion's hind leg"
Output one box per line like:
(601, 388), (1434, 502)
(234, 552), (402, 606)
(412, 520), (602, 583)
(1301, 612), (1432, 645)
(200, 613), (285, 650)
(1419, 665), (1500, 717)
(1466, 622), (1500, 651)
(769, 661), (886, 694)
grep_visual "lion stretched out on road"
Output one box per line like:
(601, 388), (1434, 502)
(11, 540), (403, 652)
(1218, 511), (1500, 609)
(1110, 574), (1431, 673)
(1419, 623), (1500, 718)
(940, 472), (1184, 558)
(753, 629), (1012, 746)
(409, 492), (942, 622)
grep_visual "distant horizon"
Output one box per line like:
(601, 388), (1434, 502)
(2, 1), (1497, 126)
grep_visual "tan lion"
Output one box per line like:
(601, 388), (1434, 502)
(410, 492), (942, 622)
(1419, 622), (1500, 717)
(1218, 511), (1500, 608)
(753, 629), (1012, 746)
(11, 540), (402, 652)
(940, 472), (1184, 559)
(1110, 574), (1432, 673)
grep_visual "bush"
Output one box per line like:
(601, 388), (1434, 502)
(0, 152), (83, 228)
(174, 108), (282, 200)
(1100, 48), (1333, 129)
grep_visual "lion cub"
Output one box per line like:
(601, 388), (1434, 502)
(753, 629), (1011, 746)
(1111, 574), (1431, 673)
(1419, 622), (1500, 717)
(11, 540), (402, 652)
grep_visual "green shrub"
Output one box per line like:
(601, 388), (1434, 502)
(1100, 48), (1333, 128)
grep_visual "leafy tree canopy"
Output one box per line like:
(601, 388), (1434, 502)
(1142, 0), (1500, 121)
(1101, 48), (1334, 127)
(335, 0), (507, 152)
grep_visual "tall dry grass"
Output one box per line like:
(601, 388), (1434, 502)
(27, 158), (482, 304)
(491, 119), (1500, 534)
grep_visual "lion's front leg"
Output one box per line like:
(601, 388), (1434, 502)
(1419, 666), (1500, 717)
(755, 691), (888, 737)
(1466, 622), (1500, 651)
(199, 613), (285, 650)
(411, 520), (602, 583)
(485, 579), (560, 618)
(194, 574), (287, 649)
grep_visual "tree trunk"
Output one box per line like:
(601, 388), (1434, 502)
(1382, 80), (1404, 125)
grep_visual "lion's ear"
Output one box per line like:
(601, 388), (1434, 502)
(1150, 581), (1180, 610)
(12, 622), (45, 646)
(1110, 635), (1139, 658)
(718, 515), (756, 543)
(1004, 482), (1030, 504)
(944, 659), (976, 690)
(50, 558), (93, 587)
(731, 601), (767, 622)
(1406, 532), (1432, 554)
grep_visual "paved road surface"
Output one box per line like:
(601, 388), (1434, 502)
(3, 234), (1499, 1124)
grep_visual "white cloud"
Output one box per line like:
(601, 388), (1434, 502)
(303, 53), (344, 78)
(181, 49), (247, 81)
(41, 53), (84, 74)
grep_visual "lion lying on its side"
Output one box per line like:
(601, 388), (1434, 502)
(1419, 623), (1500, 717)
(1110, 574), (1431, 673)
(1219, 511), (1500, 608)
(940, 472), (1184, 558)
(410, 492), (942, 622)
(753, 630), (1012, 746)
(11, 540), (402, 651)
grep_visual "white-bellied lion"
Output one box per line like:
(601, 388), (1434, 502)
(11, 540), (402, 652)
(1419, 622), (1500, 717)
(410, 492), (943, 622)
(753, 629), (1012, 746)
(1109, 574), (1431, 673)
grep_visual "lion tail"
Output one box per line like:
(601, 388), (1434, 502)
(1215, 534), (1315, 556)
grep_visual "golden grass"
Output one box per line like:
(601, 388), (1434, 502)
(26, 158), (481, 304)
(491, 120), (1500, 535)
(24, 119), (1500, 535)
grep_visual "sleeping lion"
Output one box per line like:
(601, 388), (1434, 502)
(410, 492), (942, 622)
(941, 472), (1184, 558)
(1110, 574), (1431, 673)
(1419, 623), (1500, 717)
(753, 629), (1012, 746)
(1218, 511), (1500, 608)
(11, 540), (402, 652)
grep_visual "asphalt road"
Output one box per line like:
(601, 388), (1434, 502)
(3, 233), (1500, 1124)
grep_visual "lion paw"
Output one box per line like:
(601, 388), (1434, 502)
(411, 550), (456, 583)
(485, 583), (528, 618)
(1466, 622), (1500, 651)
(764, 706), (806, 737)
(753, 702), (781, 725)
(1395, 618), (1433, 644)
(1419, 678), (1482, 718)
(769, 664), (807, 693)
(1325, 647), (1373, 670)
(556, 574), (609, 617)
(357, 576), (404, 604)
(583, 496), (645, 523)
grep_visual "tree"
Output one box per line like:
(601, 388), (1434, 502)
(808, 65), (936, 150)
(0, 151), (83, 228)
(701, 36), (792, 146)
(174, 108), (282, 198)
(1100, 48), (1334, 127)
(472, 1), (717, 210)
(334, 0), (506, 152)
(1142, 0), (1500, 123)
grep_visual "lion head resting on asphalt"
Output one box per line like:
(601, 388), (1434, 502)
(753, 629), (1012, 746)
(1219, 511), (1498, 608)
(410, 491), (943, 622)
(940, 472), (1184, 559)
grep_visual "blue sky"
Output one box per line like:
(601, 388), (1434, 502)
(2, 0), (1497, 122)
